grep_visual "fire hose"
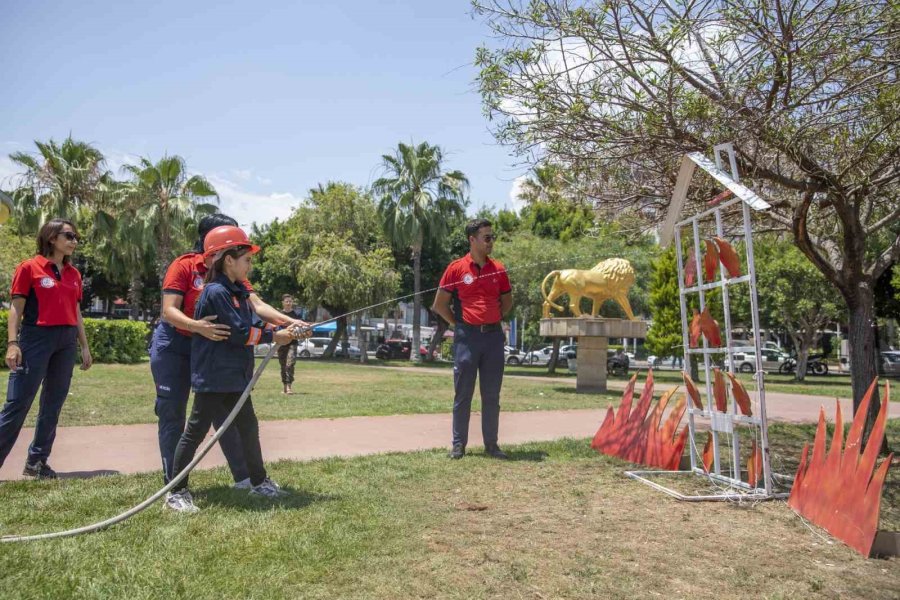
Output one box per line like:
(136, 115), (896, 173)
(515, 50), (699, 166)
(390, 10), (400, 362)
(1, 250), (642, 543)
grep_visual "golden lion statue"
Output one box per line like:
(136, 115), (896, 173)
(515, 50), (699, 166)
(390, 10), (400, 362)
(541, 258), (636, 319)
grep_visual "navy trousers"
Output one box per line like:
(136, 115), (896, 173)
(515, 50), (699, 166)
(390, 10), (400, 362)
(150, 323), (249, 484)
(172, 392), (267, 492)
(451, 325), (505, 448)
(0, 325), (77, 467)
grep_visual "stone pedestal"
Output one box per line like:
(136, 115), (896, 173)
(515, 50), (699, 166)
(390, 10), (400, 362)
(539, 318), (649, 393)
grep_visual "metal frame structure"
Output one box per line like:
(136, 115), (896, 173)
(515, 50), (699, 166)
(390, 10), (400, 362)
(627, 144), (789, 501)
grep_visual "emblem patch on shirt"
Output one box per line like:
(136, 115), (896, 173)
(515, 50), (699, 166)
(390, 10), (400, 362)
(463, 273), (475, 285)
(40, 276), (56, 288)
(193, 276), (204, 290)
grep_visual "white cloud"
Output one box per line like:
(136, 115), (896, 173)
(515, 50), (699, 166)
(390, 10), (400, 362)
(0, 142), (295, 227)
(206, 174), (300, 228)
(0, 155), (23, 189)
(508, 175), (528, 212)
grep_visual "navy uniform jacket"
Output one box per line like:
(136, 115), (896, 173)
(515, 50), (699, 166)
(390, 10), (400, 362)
(191, 273), (274, 393)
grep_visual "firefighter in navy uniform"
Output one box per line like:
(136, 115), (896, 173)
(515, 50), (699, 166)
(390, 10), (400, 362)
(150, 214), (308, 501)
(432, 219), (513, 460)
(2, 219), (92, 479)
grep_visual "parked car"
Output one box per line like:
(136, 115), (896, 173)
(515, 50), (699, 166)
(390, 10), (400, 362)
(879, 351), (900, 377)
(504, 345), (523, 365)
(298, 337), (333, 358)
(523, 346), (553, 366)
(376, 339), (411, 360)
(725, 349), (790, 373)
(333, 345), (362, 359)
(254, 337), (332, 359)
(253, 342), (273, 357)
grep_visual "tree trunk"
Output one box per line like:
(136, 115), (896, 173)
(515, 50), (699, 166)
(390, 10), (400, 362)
(128, 274), (143, 320)
(411, 242), (422, 363)
(547, 338), (561, 374)
(795, 343), (809, 383)
(323, 315), (347, 358)
(356, 313), (367, 364)
(844, 285), (886, 449)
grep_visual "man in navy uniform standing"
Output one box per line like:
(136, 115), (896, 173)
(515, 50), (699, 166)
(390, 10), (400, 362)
(432, 219), (513, 459)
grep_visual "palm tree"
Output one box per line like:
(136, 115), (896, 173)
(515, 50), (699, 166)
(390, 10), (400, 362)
(9, 136), (109, 231)
(121, 155), (219, 281)
(373, 142), (468, 362)
(516, 163), (571, 206)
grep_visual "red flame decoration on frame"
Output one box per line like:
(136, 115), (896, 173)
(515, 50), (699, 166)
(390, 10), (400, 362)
(787, 380), (894, 557)
(591, 371), (689, 471)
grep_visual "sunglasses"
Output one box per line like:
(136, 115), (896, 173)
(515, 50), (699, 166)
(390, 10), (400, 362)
(60, 232), (79, 242)
(481, 234), (497, 242)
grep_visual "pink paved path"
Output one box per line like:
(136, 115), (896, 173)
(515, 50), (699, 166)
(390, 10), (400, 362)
(2, 383), (897, 481)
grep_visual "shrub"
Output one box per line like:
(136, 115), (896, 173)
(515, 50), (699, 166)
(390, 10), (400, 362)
(0, 310), (149, 365)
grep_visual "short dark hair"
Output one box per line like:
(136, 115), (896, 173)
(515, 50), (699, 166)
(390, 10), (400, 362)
(37, 219), (79, 264)
(282, 294), (294, 301)
(465, 219), (492, 240)
(194, 213), (239, 253)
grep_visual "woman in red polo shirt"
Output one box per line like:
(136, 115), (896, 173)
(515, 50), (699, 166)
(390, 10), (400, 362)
(2, 219), (92, 479)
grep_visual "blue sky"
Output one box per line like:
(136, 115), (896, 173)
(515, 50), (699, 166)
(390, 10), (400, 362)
(0, 1), (528, 226)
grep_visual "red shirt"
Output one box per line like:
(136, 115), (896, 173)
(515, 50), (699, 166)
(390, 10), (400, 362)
(439, 254), (511, 325)
(10, 255), (83, 327)
(161, 253), (254, 336)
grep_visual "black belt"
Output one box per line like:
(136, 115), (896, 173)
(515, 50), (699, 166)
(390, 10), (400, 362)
(461, 321), (501, 333)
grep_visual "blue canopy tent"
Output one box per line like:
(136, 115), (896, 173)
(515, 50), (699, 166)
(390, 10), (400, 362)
(312, 321), (338, 336)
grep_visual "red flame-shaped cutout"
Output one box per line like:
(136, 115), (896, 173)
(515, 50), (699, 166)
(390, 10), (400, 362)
(591, 371), (689, 471)
(702, 431), (713, 472)
(684, 249), (697, 287)
(747, 440), (763, 488)
(703, 239), (719, 281)
(788, 380), (894, 557)
(713, 237), (742, 278)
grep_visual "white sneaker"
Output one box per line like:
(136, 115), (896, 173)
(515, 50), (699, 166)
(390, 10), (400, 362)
(250, 478), (288, 498)
(232, 478), (252, 490)
(164, 490), (199, 513)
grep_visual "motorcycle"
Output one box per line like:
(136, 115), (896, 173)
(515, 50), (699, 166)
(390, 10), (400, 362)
(607, 352), (630, 377)
(778, 353), (829, 376)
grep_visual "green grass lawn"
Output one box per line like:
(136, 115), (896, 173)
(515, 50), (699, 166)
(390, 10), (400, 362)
(0, 434), (897, 600)
(0, 357), (891, 428)
(389, 358), (875, 400)
(24, 360), (619, 427)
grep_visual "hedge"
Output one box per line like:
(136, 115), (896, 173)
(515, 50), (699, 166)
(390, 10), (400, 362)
(0, 310), (149, 365)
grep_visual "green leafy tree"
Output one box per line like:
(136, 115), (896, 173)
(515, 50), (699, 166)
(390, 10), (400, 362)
(295, 234), (400, 356)
(253, 182), (400, 357)
(8, 136), (108, 231)
(0, 217), (34, 304)
(756, 240), (843, 380)
(645, 248), (683, 365)
(120, 156), (218, 281)
(474, 0), (900, 432)
(373, 142), (468, 362)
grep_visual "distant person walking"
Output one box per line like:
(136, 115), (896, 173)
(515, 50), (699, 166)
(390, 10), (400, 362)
(278, 294), (303, 394)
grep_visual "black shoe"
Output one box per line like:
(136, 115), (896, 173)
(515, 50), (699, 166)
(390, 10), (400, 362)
(23, 460), (58, 480)
(448, 444), (465, 459)
(484, 444), (509, 460)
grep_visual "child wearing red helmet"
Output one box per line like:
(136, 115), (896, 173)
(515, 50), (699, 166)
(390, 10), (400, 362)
(166, 225), (298, 512)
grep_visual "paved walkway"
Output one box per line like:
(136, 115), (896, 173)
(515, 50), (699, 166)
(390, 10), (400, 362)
(2, 375), (897, 481)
